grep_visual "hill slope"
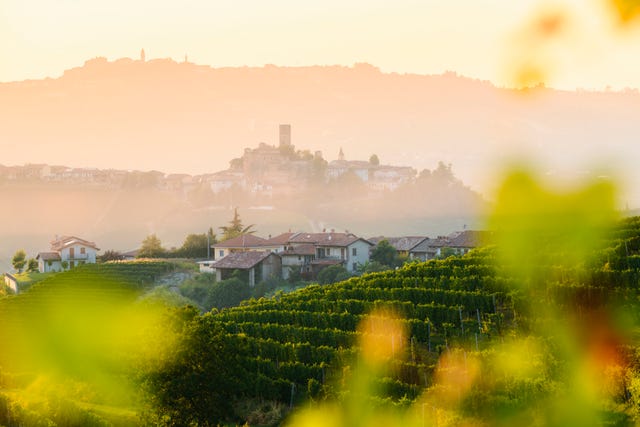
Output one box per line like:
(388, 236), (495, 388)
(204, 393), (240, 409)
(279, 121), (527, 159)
(1, 58), (639, 201)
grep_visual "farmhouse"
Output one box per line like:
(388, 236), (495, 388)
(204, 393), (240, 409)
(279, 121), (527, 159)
(211, 234), (269, 260)
(288, 232), (373, 274)
(36, 235), (99, 273)
(210, 251), (282, 287)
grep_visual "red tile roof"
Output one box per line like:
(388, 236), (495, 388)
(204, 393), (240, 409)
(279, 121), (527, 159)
(264, 232), (297, 246)
(368, 236), (429, 251)
(50, 236), (99, 251)
(210, 251), (276, 270)
(289, 232), (369, 247)
(212, 234), (268, 248)
(36, 252), (61, 261)
(282, 244), (316, 256)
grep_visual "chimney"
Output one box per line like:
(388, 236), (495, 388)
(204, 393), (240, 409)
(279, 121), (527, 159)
(279, 124), (291, 147)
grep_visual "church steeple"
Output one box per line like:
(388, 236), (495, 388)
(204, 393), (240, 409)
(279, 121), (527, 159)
(338, 147), (345, 161)
(140, 48), (146, 62)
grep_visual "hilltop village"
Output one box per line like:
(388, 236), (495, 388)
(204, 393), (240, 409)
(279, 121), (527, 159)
(0, 124), (421, 199)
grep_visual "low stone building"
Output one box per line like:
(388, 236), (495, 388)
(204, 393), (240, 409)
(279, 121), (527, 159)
(210, 251), (282, 287)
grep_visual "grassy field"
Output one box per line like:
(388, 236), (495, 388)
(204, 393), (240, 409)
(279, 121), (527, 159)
(12, 271), (55, 292)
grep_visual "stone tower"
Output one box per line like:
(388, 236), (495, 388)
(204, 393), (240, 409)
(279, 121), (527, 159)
(279, 124), (291, 147)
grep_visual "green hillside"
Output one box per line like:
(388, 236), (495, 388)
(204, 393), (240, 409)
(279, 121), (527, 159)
(149, 216), (640, 425)
(0, 261), (178, 426)
(2, 217), (640, 425)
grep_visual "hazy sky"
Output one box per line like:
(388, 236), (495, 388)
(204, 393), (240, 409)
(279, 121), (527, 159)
(2, 0), (640, 88)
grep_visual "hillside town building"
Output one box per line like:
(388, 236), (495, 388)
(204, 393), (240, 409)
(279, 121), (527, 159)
(36, 235), (99, 273)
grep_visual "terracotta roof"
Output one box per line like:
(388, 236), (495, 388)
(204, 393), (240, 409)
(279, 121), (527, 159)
(409, 231), (490, 253)
(447, 230), (490, 248)
(410, 237), (450, 253)
(36, 252), (61, 261)
(282, 244), (316, 256)
(212, 234), (268, 248)
(51, 236), (99, 251)
(122, 249), (139, 258)
(289, 232), (370, 247)
(210, 251), (276, 270)
(369, 236), (428, 252)
(264, 232), (297, 246)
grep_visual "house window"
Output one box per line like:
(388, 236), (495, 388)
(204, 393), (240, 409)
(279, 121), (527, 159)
(298, 256), (302, 261)
(352, 248), (357, 256)
(47, 261), (52, 267)
(80, 247), (86, 255)
(219, 250), (224, 257)
(317, 248), (325, 258)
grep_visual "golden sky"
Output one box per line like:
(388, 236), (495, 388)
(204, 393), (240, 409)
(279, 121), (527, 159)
(2, 0), (640, 89)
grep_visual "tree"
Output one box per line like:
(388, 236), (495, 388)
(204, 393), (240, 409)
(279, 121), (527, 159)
(206, 276), (252, 310)
(207, 227), (217, 244)
(27, 258), (38, 273)
(317, 264), (350, 285)
(100, 250), (123, 262)
(12, 249), (26, 273)
(219, 208), (255, 241)
(357, 260), (389, 274)
(370, 240), (399, 268)
(175, 233), (209, 258)
(138, 234), (165, 258)
(141, 309), (250, 426)
(439, 247), (457, 259)
(369, 154), (380, 166)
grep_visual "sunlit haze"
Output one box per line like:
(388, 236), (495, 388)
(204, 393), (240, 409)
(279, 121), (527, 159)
(2, 0), (640, 89)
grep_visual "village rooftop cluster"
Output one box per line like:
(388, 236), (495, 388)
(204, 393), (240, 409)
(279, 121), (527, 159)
(0, 125), (417, 197)
(4, 230), (485, 292)
(198, 229), (485, 286)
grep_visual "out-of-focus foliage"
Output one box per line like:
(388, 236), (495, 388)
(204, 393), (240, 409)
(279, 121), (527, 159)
(610, 0), (640, 24)
(0, 262), (180, 425)
(141, 308), (250, 426)
(488, 168), (616, 285)
(506, 0), (640, 88)
(283, 169), (640, 427)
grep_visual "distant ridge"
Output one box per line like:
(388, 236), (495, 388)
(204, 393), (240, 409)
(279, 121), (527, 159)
(1, 57), (640, 203)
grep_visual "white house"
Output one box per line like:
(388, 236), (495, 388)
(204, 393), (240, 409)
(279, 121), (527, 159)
(288, 232), (373, 274)
(280, 243), (315, 280)
(36, 235), (100, 272)
(36, 252), (63, 273)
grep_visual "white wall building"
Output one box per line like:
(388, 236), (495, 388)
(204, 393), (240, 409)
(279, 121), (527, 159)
(36, 236), (100, 272)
